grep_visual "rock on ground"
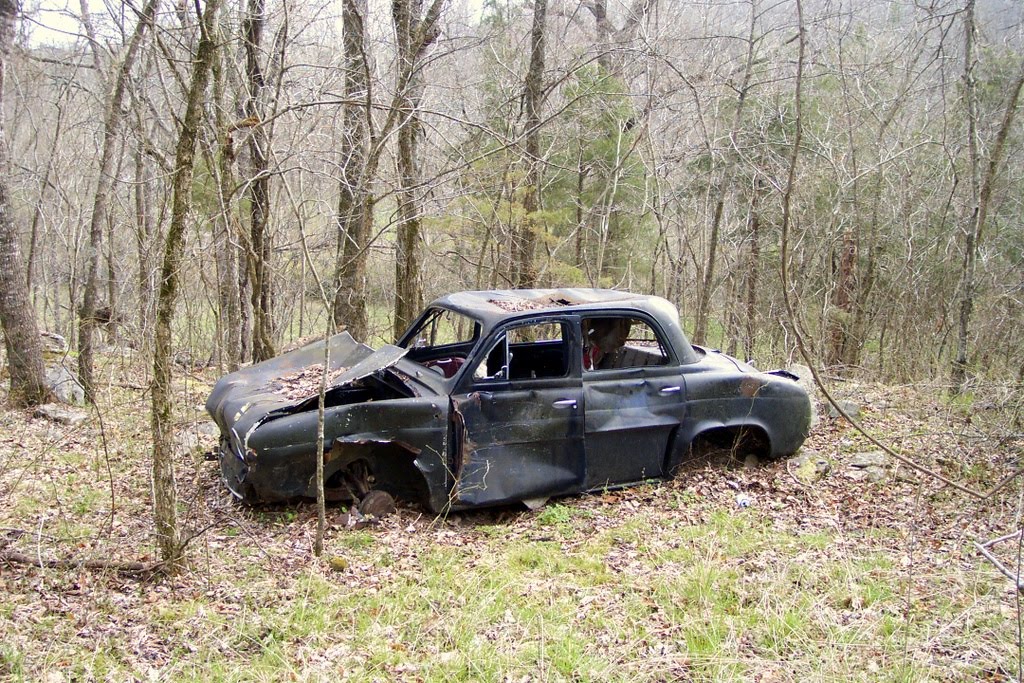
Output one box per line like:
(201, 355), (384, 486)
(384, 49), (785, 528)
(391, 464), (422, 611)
(847, 465), (887, 483)
(847, 450), (889, 482)
(791, 449), (831, 483)
(40, 332), (69, 354)
(849, 450), (888, 468)
(787, 363), (819, 427)
(829, 399), (861, 420)
(33, 403), (88, 426)
(45, 365), (85, 405)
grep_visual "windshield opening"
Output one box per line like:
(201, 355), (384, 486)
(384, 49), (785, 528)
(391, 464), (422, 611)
(399, 308), (481, 379)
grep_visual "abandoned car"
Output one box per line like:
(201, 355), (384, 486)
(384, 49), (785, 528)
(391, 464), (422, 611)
(205, 289), (812, 512)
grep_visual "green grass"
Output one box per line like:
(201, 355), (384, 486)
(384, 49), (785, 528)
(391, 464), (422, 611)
(535, 502), (575, 527)
(1, 378), (1020, 682)
(1, 503), (1013, 682)
(0, 645), (25, 678)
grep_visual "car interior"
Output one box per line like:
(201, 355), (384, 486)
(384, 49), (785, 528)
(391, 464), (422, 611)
(477, 322), (569, 381)
(582, 316), (669, 370)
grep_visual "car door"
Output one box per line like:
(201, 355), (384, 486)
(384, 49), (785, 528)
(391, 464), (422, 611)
(450, 318), (585, 507)
(581, 313), (684, 489)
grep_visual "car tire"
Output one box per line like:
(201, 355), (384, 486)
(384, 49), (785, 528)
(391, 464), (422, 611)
(358, 490), (396, 518)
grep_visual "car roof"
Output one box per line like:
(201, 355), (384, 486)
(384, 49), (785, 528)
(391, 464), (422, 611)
(428, 288), (681, 328)
(413, 289), (699, 365)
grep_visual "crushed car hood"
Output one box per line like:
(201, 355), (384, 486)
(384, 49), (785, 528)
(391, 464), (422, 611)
(205, 332), (408, 444)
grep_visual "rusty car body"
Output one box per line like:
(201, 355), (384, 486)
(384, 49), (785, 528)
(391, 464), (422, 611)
(205, 289), (812, 512)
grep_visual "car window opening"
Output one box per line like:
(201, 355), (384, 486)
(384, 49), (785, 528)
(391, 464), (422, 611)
(583, 316), (669, 371)
(474, 321), (569, 381)
(401, 307), (480, 378)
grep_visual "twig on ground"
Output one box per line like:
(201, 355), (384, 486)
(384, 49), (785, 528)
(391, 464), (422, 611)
(973, 530), (1024, 593)
(0, 548), (156, 575)
(784, 459), (808, 489)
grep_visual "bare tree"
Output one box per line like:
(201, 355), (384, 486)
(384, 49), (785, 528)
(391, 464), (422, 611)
(151, 0), (222, 567)
(243, 0), (276, 361)
(691, 0), (760, 346)
(392, 0), (446, 338)
(4, 0), (1023, 399)
(584, 0), (654, 74)
(25, 77), (72, 298)
(212, 21), (243, 373)
(77, 0), (160, 402)
(511, 0), (547, 288)
(332, 0), (372, 339)
(951, 0), (1024, 392)
(0, 0), (50, 407)
(333, 0), (445, 340)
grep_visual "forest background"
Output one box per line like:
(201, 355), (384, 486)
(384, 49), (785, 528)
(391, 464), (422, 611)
(5, 0), (1023, 387)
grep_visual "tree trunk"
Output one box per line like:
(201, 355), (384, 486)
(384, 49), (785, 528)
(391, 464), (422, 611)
(743, 183), (762, 361)
(78, 0), (160, 402)
(392, 0), (421, 340)
(333, 0), (445, 338)
(827, 31), (861, 371)
(692, 0), (757, 346)
(586, 0), (611, 71)
(574, 147), (587, 272)
(848, 172), (885, 370)
(239, 253), (253, 363)
(512, 0), (547, 289)
(392, 0), (443, 339)
(150, 0), (220, 568)
(213, 29), (242, 373)
(0, 0), (50, 407)
(105, 206), (118, 342)
(243, 0), (275, 361)
(827, 228), (856, 368)
(333, 0), (371, 339)
(952, 0), (1024, 392)
(392, 150), (423, 338)
(952, 0), (979, 391)
(585, 0), (653, 75)
(27, 91), (68, 297)
(134, 145), (156, 347)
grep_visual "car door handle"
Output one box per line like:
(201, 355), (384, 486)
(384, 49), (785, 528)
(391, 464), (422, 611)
(659, 385), (681, 395)
(552, 399), (577, 409)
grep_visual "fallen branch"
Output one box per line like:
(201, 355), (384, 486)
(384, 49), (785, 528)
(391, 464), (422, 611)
(0, 548), (156, 575)
(974, 530), (1024, 593)
(0, 515), (234, 577)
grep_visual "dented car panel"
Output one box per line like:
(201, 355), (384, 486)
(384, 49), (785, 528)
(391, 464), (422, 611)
(451, 385), (586, 507)
(206, 289), (812, 512)
(583, 369), (683, 488)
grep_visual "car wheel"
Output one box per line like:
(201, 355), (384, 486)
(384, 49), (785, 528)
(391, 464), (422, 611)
(358, 490), (396, 518)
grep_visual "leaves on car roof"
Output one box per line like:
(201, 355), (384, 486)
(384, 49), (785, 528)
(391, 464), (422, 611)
(486, 295), (575, 313)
